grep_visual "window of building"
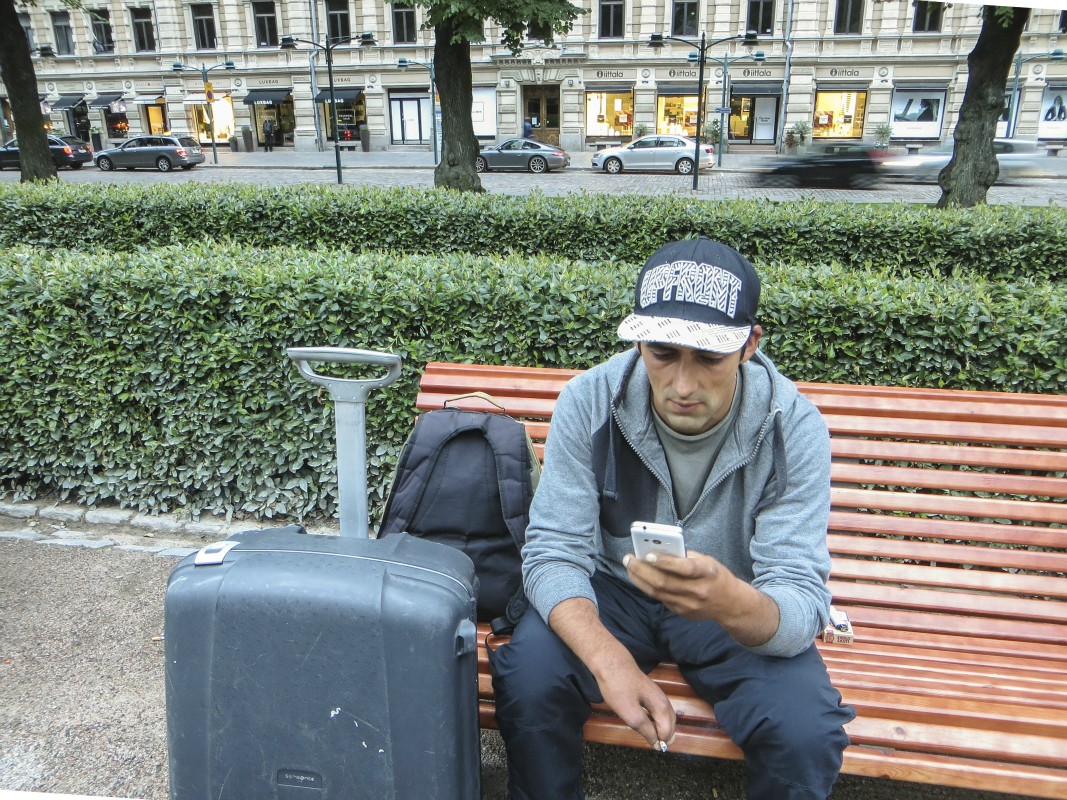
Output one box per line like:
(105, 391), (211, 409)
(748, 0), (774, 36)
(131, 8), (156, 51)
(90, 9), (115, 53)
(393, 3), (416, 44)
(252, 1), (278, 47)
(834, 0), (862, 34)
(672, 0), (697, 37)
(51, 11), (75, 55)
(19, 12), (34, 50)
(812, 90), (867, 138)
(1059, 10), (1066, 33)
(600, 0), (624, 38)
(326, 0), (351, 43)
(912, 1), (942, 33)
(586, 90), (634, 139)
(191, 4), (217, 49)
(657, 93), (699, 137)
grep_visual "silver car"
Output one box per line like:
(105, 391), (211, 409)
(475, 138), (570, 173)
(883, 138), (1043, 183)
(95, 135), (205, 172)
(591, 135), (715, 175)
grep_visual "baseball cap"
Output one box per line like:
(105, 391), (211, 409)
(616, 237), (760, 354)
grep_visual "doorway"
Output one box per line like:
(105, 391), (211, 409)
(523, 86), (560, 145)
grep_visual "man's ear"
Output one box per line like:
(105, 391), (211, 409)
(739, 325), (763, 364)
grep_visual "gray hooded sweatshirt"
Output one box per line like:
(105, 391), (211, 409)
(521, 347), (833, 658)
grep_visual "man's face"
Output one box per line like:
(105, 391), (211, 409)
(638, 328), (762, 436)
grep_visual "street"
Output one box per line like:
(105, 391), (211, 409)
(3, 147), (1067, 205)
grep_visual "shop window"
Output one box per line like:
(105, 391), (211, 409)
(192, 4), (217, 49)
(51, 11), (75, 55)
(327, 0), (351, 42)
(19, 12), (34, 50)
(586, 91), (634, 138)
(812, 90), (867, 138)
(393, 3), (416, 44)
(131, 8), (156, 51)
(600, 0), (624, 39)
(657, 94), (699, 138)
(1060, 10), (1066, 33)
(672, 0), (698, 37)
(105, 108), (129, 138)
(253, 1), (278, 47)
(748, 0), (774, 36)
(90, 9), (114, 53)
(834, 0), (863, 35)
(912, 1), (942, 33)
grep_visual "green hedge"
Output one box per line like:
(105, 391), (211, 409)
(2, 244), (1063, 520)
(1, 182), (1066, 280)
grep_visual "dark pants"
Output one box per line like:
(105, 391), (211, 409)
(490, 571), (854, 800)
(263, 137), (273, 152)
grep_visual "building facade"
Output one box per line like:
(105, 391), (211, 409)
(3, 1), (1066, 154)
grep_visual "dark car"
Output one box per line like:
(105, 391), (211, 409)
(94, 135), (205, 172)
(758, 142), (882, 189)
(0, 134), (93, 170)
(476, 138), (570, 173)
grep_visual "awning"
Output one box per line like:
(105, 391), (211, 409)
(731, 82), (783, 97)
(584, 83), (633, 93)
(49, 94), (86, 110)
(313, 87), (363, 103)
(243, 88), (292, 105)
(88, 93), (125, 109)
(183, 92), (230, 105)
(131, 94), (166, 105)
(815, 83), (870, 92)
(891, 83), (949, 91)
(655, 84), (699, 96)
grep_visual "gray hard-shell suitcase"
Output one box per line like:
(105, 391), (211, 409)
(164, 348), (480, 800)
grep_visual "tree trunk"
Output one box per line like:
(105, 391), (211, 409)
(936, 6), (1028, 208)
(0, 0), (58, 182)
(432, 21), (483, 192)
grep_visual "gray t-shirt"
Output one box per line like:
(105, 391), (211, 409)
(651, 372), (743, 519)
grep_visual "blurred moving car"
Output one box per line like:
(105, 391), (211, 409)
(591, 135), (714, 175)
(882, 138), (1043, 183)
(475, 138), (570, 173)
(0, 135), (93, 170)
(757, 142), (882, 188)
(94, 135), (205, 172)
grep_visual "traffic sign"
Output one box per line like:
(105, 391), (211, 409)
(713, 107), (731, 114)
(204, 81), (214, 102)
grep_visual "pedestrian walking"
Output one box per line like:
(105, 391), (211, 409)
(262, 117), (275, 152)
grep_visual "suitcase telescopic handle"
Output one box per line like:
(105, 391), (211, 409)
(287, 347), (403, 539)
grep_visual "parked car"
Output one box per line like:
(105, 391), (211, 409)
(590, 135), (714, 175)
(757, 142), (883, 188)
(475, 138), (570, 173)
(0, 135), (93, 170)
(94, 135), (205, 172)
(882, 138), (1043, 183)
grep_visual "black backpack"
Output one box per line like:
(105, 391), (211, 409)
(379, 400), (540, 631)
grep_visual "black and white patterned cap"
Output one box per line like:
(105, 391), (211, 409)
(617, 237), (760, 354)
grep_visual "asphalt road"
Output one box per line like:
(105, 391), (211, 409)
(3, 150), (1067, 206)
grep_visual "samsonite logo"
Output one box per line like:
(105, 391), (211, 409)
(277, 769), (324, 789)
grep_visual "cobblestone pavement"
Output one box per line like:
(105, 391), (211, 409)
(3, 148), (1066, 205)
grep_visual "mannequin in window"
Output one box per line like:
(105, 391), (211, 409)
(1045, 95), (1066, 122)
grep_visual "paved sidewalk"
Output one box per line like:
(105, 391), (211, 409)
(0, 498), (1019, 800)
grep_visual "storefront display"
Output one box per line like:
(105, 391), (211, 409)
(812, 89), (867, 138)
(1038, 85), (1067, 140)
(890, 88), (946, 138)
(390, 91), (431, 145)
(656, 92), (699, 137)
(185, 95), (236, 143)
(315, 88), (365, 142)
(585, 87), (634, 140)
(243, 90), (294, 147)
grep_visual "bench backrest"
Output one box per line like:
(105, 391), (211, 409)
(416, 362), (1067, 665)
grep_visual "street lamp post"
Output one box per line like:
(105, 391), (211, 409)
(397, 58), (439, 165)
(649, 30), (758, 190)
(280, 32), (378, 185)
(171, 59), (236, 165)
(1006, 48), (1065, 139)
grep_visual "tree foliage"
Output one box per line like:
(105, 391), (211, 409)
(0, 0), (59, 182)
(417, 0), (583, 191)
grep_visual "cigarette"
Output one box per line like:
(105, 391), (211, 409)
(655, 740), (668, 753)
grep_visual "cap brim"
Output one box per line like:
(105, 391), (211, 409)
(617, 313), (752, 354)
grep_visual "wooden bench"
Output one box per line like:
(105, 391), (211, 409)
(415, 361), (1067, 799)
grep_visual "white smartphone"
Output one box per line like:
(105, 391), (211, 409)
(630, 521), (686, 560)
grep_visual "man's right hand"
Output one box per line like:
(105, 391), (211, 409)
(548, 597), (676, 749)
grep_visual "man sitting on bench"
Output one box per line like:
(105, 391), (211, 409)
(490, 237), (856, 800)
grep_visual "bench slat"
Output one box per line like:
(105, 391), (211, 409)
(829, 437), (1067, 472)
(831, 461), (1067, 498)
(830, 486), (1065, 524)
(827, 532), (1067, 573)
(828, 512), (1067, 550)
(830, 558), (1067, 600)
